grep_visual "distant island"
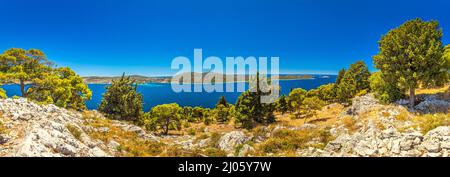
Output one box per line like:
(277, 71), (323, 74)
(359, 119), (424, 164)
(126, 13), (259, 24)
(82, 73), (317, 84)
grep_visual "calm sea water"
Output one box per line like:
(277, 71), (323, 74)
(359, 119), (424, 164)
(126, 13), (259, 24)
(2, 75), (336, 111)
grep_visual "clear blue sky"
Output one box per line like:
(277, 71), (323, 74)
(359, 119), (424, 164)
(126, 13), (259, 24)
(1, 0), (449, 76)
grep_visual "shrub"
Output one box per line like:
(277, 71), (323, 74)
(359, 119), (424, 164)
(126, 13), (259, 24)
(98, 74), (143, 121)
(66, 124), (82, 140)
(260, 129), (333, 154)
(341, 116), (358, 132)
(187, 128), (196, 136)
(0, 89), (6, 99)
(369, 71), (405, 104)
(143, 103), (182, 135)
(336, 61), (371, 103)
(276, 94), (289, 114)
(287, 88), (307, 118)
(413, 114), (450, 134)
(212, 104), (231, 123)
(202, 148), (227, 157)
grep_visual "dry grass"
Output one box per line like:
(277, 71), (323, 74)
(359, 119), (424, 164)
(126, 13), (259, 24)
(415, 85), (449, 95)
(0, 122), (6, 134)
(340, 116), (358, 133)
(66, 124), (82, 140)
(275, 104), (343, 128)
(258, 128), (334, 155)
(411, 113), (450, 134)
(82, 111), (167, 157)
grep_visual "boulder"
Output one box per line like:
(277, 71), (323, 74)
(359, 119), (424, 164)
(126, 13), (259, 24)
(347, 94), (381, 116)
(218, 131), (250, 153)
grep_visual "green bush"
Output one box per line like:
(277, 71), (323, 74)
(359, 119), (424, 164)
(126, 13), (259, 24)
(0, 88), (6, 99)
(369, 71), (405, 103)
(260, 129), (333, 153)
(143, 103), (182, 135)
(336, 61), (371, 103)
(98, 74), (143, 121)
(27, 67), (92, 110)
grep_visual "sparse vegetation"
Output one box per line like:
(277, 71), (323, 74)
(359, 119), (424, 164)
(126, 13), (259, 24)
(66, 124), (82, 140)
(98, 74), (143, 121)
(259, 128), (334, 154)
(412, 114), (450, 134)
(341, 116), (358, 133)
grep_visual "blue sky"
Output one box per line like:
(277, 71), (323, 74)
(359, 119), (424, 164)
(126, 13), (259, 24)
(0, 0), (449, 76)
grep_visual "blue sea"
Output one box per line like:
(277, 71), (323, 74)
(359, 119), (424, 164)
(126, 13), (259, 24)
(2, 75), (336, 111)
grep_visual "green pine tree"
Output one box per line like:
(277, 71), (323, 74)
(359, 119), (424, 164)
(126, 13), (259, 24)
(373, 18), (446, 108)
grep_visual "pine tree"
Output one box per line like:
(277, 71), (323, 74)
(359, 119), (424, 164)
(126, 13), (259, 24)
(235, 72), (275, 128)
(276, 94), (289, 115)
(287, 88), (307, 118)
(99, 73), (143, 121)
(335, 68), (346, 85)
(216, 96), (228, 108)
(0, 48), (52, 97)
(27, 67), (92, 110)
(373, 18), (446, 108)
(144, 103), (182, 135)
(336, 61), (371, 103)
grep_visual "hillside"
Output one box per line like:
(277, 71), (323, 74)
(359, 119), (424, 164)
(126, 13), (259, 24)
(1, 87), (449, 157)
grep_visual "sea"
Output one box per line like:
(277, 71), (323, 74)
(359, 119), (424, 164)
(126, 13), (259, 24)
(1, 75), (336, 111)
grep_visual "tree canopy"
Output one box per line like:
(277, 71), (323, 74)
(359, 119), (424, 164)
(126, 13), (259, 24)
(27, 67), (92, 110)
(99, 74), (143, 121)
(143, 103), (182, 135)
(0, 48), (52, 97)
(336, 61), (371, 103)
(373, 18), (446, 108)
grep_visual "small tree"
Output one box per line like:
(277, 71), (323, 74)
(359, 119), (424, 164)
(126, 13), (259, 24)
(276, 94), (289, 115)
(335, 68), (346, 85)
(181, 106), (194, 121)
(235, 72), (276, 128)
(0, 48), (52, 97)
(98, 74), (143, 121)
(312, 83), (336, 103)
(213, 104), (230, 123)
(146, 103), (182, 135)
(287, 88), (307, 118)
(336, 61), (370, 103)
(191, 106), (205, 122)
(373, 18), (446, 108)
(216, 96), (228, 108)
(201, 108), (214, 125)
(302, 96), (326, 123)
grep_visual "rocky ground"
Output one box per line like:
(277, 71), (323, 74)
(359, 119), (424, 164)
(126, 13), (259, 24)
(0, 89), (449, 157)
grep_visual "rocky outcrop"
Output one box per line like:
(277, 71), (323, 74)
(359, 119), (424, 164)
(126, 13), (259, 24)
(346, 93), (381, 116)
(218, 131), (251, 155)
(415, 95), (450, 114)
(0, 98), (156, 157)
(297, 94), (450, 157)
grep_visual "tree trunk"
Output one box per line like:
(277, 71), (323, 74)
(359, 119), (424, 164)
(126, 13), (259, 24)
(164, 118), (170, 135)
(409, 86), (415, 109)
(20, 80), (27, 97)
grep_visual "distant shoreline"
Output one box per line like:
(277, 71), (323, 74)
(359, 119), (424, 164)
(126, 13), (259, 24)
(84, 77), (318, 85)
(82, 75), (330, 85)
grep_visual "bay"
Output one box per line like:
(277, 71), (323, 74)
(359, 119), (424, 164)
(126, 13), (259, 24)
(1, 75), (336, 111)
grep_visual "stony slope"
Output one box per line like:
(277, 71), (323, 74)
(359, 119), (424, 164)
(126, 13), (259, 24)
(1, 91), (449, 157)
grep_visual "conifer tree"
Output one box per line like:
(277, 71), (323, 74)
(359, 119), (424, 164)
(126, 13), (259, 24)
(373, 18), (446, 108)
(99, 73), (143, 121)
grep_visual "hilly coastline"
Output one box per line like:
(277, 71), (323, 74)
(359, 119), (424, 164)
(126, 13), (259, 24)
(82, 73), (316, 84)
